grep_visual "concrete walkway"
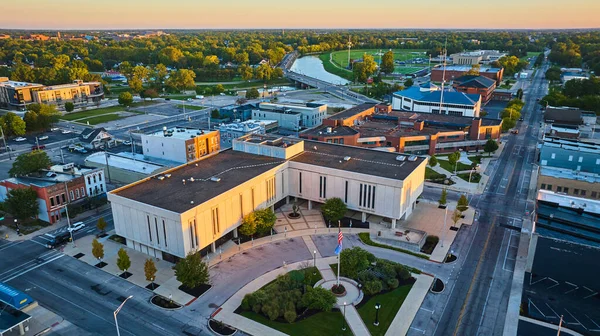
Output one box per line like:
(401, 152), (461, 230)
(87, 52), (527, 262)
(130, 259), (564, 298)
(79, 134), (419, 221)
(385, 274), (434, 336)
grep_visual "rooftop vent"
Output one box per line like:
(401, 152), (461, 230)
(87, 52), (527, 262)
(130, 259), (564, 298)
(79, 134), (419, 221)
(408, 155), (418, 161)
(164, 174), (171, 178)
(343, 156), (351, 161)
(313, 146), (317, 150)
(210, 176), (221, 182)
(326, 127), (332, 133)
(396, 155), (406, 162)
(190, 177), (195, 182)
(190, 201), (194, 204)
(157, 176), (165, 180)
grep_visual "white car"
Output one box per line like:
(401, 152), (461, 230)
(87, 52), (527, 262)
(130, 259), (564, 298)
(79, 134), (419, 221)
(38, 135), (49, 141)
(68, 222), (85, 233)
(61, 130), (71, 134)
(14, 137), (27, 142)
(123, 140), (132, 146)
(50, 127), (60, 131)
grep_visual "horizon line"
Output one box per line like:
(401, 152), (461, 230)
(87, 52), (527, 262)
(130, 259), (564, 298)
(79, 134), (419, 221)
(2, 27), (600, 32)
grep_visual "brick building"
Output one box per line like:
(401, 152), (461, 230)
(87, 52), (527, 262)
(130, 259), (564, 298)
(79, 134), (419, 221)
(452, 75), (497, 104)
(431, 65), (504, 85)
(0, 172), (88, 224)
(301, 105), (502, 155)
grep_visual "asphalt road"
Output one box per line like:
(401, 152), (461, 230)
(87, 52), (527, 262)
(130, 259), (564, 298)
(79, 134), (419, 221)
(408, 59), (549, 336)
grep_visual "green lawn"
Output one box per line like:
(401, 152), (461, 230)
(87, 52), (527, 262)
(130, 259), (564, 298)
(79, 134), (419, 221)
(319, 53), (354, 81)
(357, 284), (413, 336)
(197, 78), (292, 89)
(425, 167), (446, 180)
(330, 49), (427, 69)
(79, 114), (123, 125)
(394, 66), (427, 75)
(437, 159), (472, 173)
(357, 233), (429, 261)
(61, 106), (126, 121)
(468, 155), (482, 165)
(457, 172), (481, 183)
(176, 104), (206, 110)
(239, 310), (352, 336)
(521, 52), (542, 62)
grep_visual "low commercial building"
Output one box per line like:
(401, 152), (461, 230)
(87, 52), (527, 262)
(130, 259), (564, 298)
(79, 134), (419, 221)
(108, 134), (427, 260)
(561, 72), (587, 84)
(79, 127), (116, 150)
(452, 75), (497, 104)
(431, 65), (504, 85)
(253, 102), (327, 130)
(140, 127), (220, 164)
(218, 120), (278, 147)
(50, 163), (107, 198)
(85, 152), (170, 185)
(450, 50), (507, 65)
(539, 137), (600, 174)
(0, 171), (88, 224)
(391, 86), (482, 117)
(537, 166), (600, 200)
(0, 77), (104, 110)
(302, 108), (501, 155)
(219, 103), (257, 121)
(543, 106), (597, 139)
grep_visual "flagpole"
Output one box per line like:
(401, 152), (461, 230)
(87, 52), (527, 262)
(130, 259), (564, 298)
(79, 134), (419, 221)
(337, 220), (341, 286)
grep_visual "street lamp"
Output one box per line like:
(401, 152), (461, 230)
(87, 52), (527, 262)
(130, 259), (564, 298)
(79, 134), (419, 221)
(114, 295), (133, 336)
(342, 302), (347, 331)
(374, 302), (381, 326)
(313, 250), (317, 274)
(14, 219), (20, 236)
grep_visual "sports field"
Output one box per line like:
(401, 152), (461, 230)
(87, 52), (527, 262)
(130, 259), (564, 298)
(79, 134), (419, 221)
(329, 49), (428, 75)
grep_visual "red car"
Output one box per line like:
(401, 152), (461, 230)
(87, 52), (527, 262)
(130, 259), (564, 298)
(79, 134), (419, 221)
(32, 145), (46, 150)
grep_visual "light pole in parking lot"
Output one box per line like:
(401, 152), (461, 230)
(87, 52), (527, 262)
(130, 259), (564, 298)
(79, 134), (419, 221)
(63, 182), (75, 246)
(0, 126), (12, 160)
(114, 295), (133, 336)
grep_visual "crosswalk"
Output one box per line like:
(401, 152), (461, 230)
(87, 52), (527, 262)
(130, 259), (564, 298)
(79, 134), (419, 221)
(0, 249), (64, 282)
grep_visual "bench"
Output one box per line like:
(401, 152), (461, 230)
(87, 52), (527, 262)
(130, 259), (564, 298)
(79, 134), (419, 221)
(395, 231), (403, 237)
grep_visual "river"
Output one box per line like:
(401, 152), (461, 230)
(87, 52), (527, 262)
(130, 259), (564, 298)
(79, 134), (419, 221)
(289, 56), (350, 85)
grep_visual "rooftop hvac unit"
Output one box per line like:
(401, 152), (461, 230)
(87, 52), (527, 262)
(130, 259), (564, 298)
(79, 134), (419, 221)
(408, 155), (418, 161)
(164, 174), (171, 178)
(396, 155), (406, 161)
(210, 176), (221, 182)
(343, 156), (351, 161)
(157, 176), (165, 180)
(190, 177), (195, 182)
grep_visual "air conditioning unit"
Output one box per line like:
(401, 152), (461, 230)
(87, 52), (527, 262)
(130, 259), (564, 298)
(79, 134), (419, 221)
(408, 155), (418, 161)
(343, 156), (351, 161)
(210, 176), (221, 182)
(157, 176), (165, 180)
(396, 155), (406, 162)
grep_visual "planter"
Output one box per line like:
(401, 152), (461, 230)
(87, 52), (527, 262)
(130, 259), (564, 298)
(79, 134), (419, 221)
(150, 295), (182, 310)
(287, 213), (301, 219)
(438, 204), (447, 209)
(331, 284), (346, 297)
(208, 319), (237, 336)
(430, 278), (445, 293)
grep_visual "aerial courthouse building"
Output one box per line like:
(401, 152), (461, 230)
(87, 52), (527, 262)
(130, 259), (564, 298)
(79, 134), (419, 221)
(108, 135), (426, 260)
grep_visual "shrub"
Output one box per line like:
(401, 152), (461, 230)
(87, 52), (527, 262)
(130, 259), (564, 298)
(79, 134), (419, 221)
(387, 278), (399, 289)
(321, 197), (347, 223)
(64, 102), (74, 112)
(339, 247), (375, 279)
(299, 287), (336, 312)
(396, 266), (411, 281)
(241, 294), (252, 311)
(262, 302), (280, 321)
(284, 310), (297, 323)
(364, 280), (383, 295)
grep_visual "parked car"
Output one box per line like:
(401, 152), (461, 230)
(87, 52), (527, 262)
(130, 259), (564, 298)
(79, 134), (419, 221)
(14, 137), (27, 142)
(75, 148), (88, 154)
(68, 221), (85, 233)
(511, 129), (519, 134)
(50, 127), (60, 131)
(32, 145), (46, 150)
(123, 140), (132, 146)
(519, 117), (524, 121)
(38, 135), (49, 140)
(61, 130), (71, 134)
(187, 98), (193, 102)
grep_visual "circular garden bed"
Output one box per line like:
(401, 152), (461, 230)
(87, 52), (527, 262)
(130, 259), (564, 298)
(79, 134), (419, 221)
(431, 278), (445, 293)
(150, 295), (182, 310)
(208, 319), (237, 336)
(331, 284), (346, 297)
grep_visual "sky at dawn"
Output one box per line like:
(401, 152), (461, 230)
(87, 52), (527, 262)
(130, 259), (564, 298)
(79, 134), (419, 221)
(2, 0), (598, 29)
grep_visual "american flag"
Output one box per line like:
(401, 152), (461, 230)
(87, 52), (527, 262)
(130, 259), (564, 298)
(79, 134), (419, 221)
(334, 228), (343, 255)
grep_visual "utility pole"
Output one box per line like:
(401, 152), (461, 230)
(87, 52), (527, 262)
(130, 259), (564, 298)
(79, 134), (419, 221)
(59, 148), (65, 164)
(438, 38), (448, 115)
(0, 126), (11, 160)
(104, 151), (112, 184)
(347, 36), (352, 69)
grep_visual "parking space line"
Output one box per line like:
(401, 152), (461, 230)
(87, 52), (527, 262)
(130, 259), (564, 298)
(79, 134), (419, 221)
(565, 309), (585, 328)
(502, 230), (513, 272)
(419, 307), (434, 314)
(409, 327), (426, 334)
(528, 299), (549, 318)
(547, 278), (559, 289)
(584, 315), (600, 331)
(545, 303), (561, 319)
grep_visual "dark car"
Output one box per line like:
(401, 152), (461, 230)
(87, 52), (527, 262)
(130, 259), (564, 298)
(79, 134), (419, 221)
(519, 117), (524, 121)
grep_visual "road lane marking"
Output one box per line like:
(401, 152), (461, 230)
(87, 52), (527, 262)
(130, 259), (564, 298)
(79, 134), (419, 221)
(0, 241), (23, 251)
(1, 254), (64, 282)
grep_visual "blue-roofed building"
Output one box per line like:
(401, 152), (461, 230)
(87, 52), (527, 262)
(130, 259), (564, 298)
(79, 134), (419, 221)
(539, 137), (600, 174)
(391, 86), (482, 117)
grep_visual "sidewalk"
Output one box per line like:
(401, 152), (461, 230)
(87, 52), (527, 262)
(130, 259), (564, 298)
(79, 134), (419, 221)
(64, 231), (194, 305)
(385, 273), (434, 336)
(0, 204), (111, 242)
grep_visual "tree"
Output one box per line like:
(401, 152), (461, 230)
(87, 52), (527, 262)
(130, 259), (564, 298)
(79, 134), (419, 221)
(152, 64), (169, 88)
(439, 188), (447, 206)
(165, 69), (196, 91)
(118, 92), (133, 107)
(238, 64), (254, 81)
(516, 88), (524, 100)
(502, 118), (516, 132)
(404, 78), (414, 87)
(429, 155), (438, 167)
(299, 287), (336, 312)
(239, 212), (257, 236)
(143, 88), (159, 100)
(210, 109), (220, 119)
(173, 252), (210, 289)
(144, 258), (158, 282)
(0, 112), (26, 136)
(255, 208), (276, 235)
(451, 209), (462, 228)
(465, 64), (481, 76)
(158, 46), (185, 66)
(381, 51), (395, 74)
(352, 62), (367, 83)
(64, 102), (74, 112)
(97, 217), (107, 233)
(339, 247), (375, 279)
(4, 188), (38, 220)
(254, 63), (273, 81)
(116, 248), (131, 272)
(92, 239), (104, 261)
(448, 151), (461, 172)
(213, 84), (225, 95)
(321, 197), (347, 223)
(483, 139), (499, 156)
(23, 111), (39, 132)
(545, 67), (562, 82)
(457, 194), (469, 212)
(246, 88), (260, 99)
(362, 53), (378, 78)
(9, 150), (52, 176)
